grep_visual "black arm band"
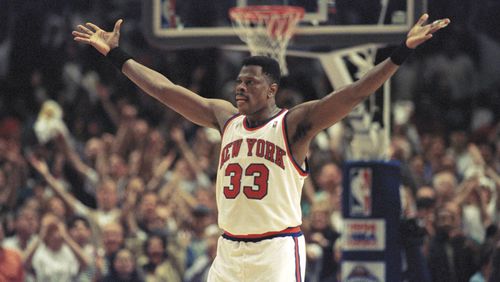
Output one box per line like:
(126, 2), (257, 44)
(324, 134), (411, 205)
(106, 47), (133, 71)
(390, 41), (414, 65)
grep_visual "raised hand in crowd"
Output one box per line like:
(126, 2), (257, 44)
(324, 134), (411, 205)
(170, 127), (209, 186)
(146, 150), (176, 191)
(23, 213), (90, 276)
(96, 83), (121, 126)
(27, 153), (50, 176)
(27, 154), (80, 212)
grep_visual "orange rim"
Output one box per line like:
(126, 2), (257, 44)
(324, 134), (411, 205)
(229, 5), (305, 22)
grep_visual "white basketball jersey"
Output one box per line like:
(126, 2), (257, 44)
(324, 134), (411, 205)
(216, 109), (308, 235)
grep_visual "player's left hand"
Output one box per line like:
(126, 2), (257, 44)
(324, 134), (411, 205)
(406, 14), (450, 49)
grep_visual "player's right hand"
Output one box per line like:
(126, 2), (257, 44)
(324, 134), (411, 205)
(72, 19), (123, 56)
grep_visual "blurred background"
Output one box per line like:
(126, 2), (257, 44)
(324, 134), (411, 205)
(0, 0), (499, 282)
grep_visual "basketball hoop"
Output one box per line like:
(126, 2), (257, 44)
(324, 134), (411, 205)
(229, 6), (305, 76)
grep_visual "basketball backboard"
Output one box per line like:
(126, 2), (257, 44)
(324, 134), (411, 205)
(143, 0), (427, 50)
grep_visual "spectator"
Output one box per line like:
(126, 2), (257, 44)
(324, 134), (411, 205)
(304, 202), (341, 282)
(446, 130), (474, 179)
(0, 223), (24, 282)
(44, 196), (68, 220)
(137, 191), (160, 233)
(427, 203), (479, 282)
(67, 215), (99, 282)
(184, 224), (222, 282)
(433, 171), (458, 206)
(416, 186), (438, 256)
(469, 242), (494, 282)
(103, 247), (144, 282)
(28, 154), (122, 231)
(101, 222), (126, 274)
(3, 206), (39, 253)
(185, 205), (215, 269)
(311, 162), (344, 233)
(140, 233), (183, 282)
(0, 2), (499, 282)
(170, 127), (211, 194)
(461, 176), (495, 244)
(416, 186), (437, 236)
(23, 214), (90, 282)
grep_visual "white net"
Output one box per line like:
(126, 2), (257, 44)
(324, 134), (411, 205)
(229, 6), (304, 76)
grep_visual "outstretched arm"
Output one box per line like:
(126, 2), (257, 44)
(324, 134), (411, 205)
(285, 14), (450, 164)
(27, 154), (82, 212)
(171, 127), (205, 177)
(23, 214), (51, 273)
(72, 20), (237, 130)
(54, 134), (95, 180)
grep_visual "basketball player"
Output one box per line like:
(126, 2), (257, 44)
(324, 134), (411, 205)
(72, 14), (450, 281)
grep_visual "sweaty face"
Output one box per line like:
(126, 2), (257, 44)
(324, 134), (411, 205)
(235, 65), (274, 115)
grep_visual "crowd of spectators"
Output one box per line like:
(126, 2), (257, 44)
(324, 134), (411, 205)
(1, 0), (500, 282)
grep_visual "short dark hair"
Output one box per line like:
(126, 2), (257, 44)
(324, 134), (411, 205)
(242, 56), (281, 85)
(67, 215), (91, 230)
(144, 232), (168, 257)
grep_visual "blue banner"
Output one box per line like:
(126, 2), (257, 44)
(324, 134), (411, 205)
(341, 160), (401, 282)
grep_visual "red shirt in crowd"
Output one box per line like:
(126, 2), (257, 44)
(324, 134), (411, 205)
(0, 247), (24, 282)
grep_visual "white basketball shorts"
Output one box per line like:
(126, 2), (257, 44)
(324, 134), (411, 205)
(207, 231), (306, 282)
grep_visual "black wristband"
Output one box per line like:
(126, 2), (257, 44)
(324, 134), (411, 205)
(106, 47), (132, 71)
(390, 41), (414, 65)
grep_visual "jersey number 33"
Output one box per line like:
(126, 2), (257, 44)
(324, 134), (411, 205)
(223, 163), (269, 200)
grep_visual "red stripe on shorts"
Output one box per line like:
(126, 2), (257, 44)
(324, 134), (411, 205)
(294, 236), (302, 282)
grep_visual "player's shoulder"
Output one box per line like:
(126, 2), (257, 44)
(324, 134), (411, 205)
(285, 100), (318, 126)
(208, 98), (239, 131)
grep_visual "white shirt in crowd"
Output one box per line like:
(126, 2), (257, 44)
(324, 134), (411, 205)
(32, 243), (80, 282)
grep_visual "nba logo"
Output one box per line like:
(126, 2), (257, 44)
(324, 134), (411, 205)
(349, 167), (372, 217)
(346, 264), (380, 282)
